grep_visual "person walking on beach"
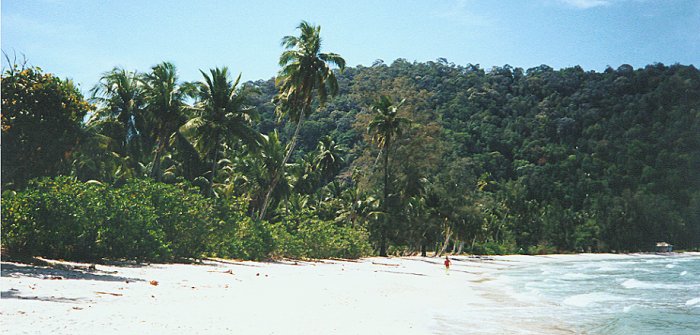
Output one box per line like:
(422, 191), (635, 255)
(444, 255), (451, 275)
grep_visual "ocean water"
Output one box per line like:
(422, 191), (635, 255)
(498, 255), (700, 334)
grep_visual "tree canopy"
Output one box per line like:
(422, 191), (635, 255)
(2, 27), (699, 262)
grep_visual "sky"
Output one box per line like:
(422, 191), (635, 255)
(2, 0), (699, 93)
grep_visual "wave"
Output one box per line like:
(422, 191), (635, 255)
(621, 278), (658, 289)
(620, 278), (699, 290)
(685, 297), (700, 306)
(562, 292), (621, 307)
(561, 272), (597, 280)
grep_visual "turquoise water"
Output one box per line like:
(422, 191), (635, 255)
(500, 255), (700, 334)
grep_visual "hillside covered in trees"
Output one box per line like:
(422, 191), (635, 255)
(254, 59), (700, 254)
(3, 24), (699, 261)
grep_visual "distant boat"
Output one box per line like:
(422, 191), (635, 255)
(655, 242), (673, 253)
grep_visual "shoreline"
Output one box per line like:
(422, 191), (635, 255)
(2, 253), (698, 334)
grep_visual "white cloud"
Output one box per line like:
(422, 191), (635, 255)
(559, 0), (612, 9)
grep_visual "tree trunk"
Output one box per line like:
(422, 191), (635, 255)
(379, 138), (390, 257)
(258, 112), (305, 220)
(150, 138), (163, 181)
(420, 243), (427, 257)
(438, 225), (452, 256)
(207, 132), (221, 198)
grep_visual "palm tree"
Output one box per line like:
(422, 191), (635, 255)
(291, 151), (319, 195)
(90, 67), (147, 162)
(180, 67), (262, 197)
(258, 20), (346, 220)
(243, 130), (292, 215)
(141, 62), (191, 181)
(315, 135), (347, 184)
(367, 95), (411, 256)
(405, 195), (430, 256)
(335, 184), (380, 227)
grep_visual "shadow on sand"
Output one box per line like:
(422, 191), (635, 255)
(0, 289), (90, 304)
(1, 262), (144, 283)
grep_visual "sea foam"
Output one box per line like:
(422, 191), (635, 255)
(686, 297), (700, 306)
(562, 292), (620, 307)
(561, 272), (596, 280)
(621, 278), (696, 290)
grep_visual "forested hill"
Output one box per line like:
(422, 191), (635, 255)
(252, 60), (700, 251)
(2, 59), (699, 261)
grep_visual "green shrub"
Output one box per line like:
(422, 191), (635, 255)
(1, 176), (371, 262)
(94, 184), (165, 260)
(209, 199), (274, 260)
(232, 219), (274, 260)
(527, 242), (558, 255)
(269, 222), (306, 258)
(1, 177), (217, 261)
(270, 209), (372, 259)
(121, 179), (214, 259)
(2, 176), (106, 260)
(299, 220), (372, 259)
(469, 240), (518, 255)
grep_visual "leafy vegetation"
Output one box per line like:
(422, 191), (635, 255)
(2, 177), (202, 261)
(2, 22), (699, 262)
(280, 60), (700, 254)
(1, 63), (93, 189)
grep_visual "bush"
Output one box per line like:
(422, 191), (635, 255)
(527, 243), (558, 255)
(121, 179), (214, 259)
(269, 222), (306, 258)
(299, 220), (372, 259)
(93, 183), (166, 260)
(1, 176), (371, 262)
(270, 209), (372, 259)
(2, 176), (106, 260)
(1, 177), (217, 261)
(468, 240), (518, 255)
(207, 198), (274, 261)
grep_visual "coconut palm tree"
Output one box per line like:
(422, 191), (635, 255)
(335, 185), (380, 227)
(242, 130), (292, 215)
(90, 67), (147, 162)
(258, 20), (346, 220)
(291, 151), (319, 195)
(367, 95), (411, 256)
(180, 67), (262, 197)
(315, 135), (347, 184)
(141, 62), (191, 181)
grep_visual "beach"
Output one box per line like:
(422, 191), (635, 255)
(2, 253), (698, 334)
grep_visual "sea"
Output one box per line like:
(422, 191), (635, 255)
(496, 254), (700, 334)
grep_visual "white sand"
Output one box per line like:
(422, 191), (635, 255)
(0, 253), (671, 334)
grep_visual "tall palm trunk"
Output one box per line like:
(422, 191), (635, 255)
(151, 137), (163, 181)
(258, 111), (305, 220)
(379, 135), (391, 257)
(207, 131), (221, 197)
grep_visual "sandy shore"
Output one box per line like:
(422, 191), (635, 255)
(1, 253), (690, 334)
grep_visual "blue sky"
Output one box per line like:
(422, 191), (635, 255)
(2, 0), (699, 92)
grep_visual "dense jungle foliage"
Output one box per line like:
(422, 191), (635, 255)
(254, 59), (700, 255)
(2, 24), (699, 261)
